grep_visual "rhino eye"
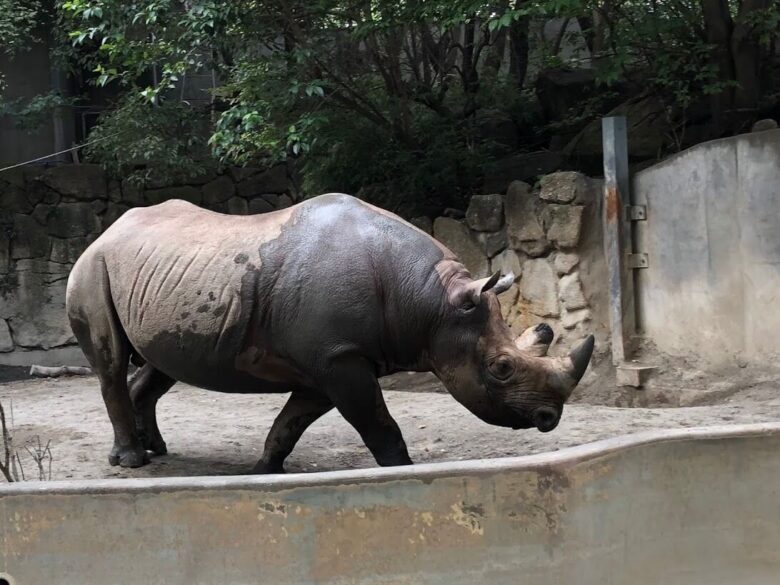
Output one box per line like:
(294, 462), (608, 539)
(459, 299), (476, 313)
(488, 356), (515, 381)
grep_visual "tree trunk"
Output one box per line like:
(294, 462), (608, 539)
(731, 0), (768, 114)
(701, 0), (735, 133)
(508, 12), (530, 90)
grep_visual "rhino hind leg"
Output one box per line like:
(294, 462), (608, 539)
(129, 364), (176, 455)
(252, 390), (334, 474)
(67, 263), (148, 468)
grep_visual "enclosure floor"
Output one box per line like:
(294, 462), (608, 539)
(2, 373), (780, 481)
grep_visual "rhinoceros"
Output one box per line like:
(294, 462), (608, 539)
(66, 194), (594, 472)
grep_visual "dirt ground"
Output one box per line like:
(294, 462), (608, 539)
(3, 353), (780, 481)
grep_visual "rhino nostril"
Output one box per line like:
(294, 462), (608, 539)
(532, 407), (560, 433)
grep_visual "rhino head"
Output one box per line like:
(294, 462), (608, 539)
(430, 270), (595, 433)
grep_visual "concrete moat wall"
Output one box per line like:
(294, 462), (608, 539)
(1, 423), (779, 584)
(0, 163), (296, 365)
(633, 128), (780, 367)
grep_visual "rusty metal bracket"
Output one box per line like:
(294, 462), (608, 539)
(626, 205), (647, 221)
(627, 253), (649, 269)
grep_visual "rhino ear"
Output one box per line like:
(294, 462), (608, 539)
(465, 271), (514, 305)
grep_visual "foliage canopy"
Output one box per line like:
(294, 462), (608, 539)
(5, 0), (780, 212)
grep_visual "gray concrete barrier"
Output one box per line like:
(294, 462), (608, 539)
(2, 423), (780, 584)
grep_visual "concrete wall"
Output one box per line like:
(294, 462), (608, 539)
(633, 129), (780, 367)
(1, 423), (779, 584)
(0, 163), (296, 365)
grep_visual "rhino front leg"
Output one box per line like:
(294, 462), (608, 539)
(323, 356), (413, 468)
(252, 390), (334, 474)
(129, 364), (176, 455)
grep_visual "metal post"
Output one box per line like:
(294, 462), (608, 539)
(602, 116), (636, 366)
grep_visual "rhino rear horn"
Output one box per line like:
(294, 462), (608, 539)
(515, 323), (554, 357)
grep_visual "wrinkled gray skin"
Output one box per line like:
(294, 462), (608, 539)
(66, 194), (594, 472)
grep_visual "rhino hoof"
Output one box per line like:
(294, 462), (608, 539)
(139, 432), (168, 456)
(108, 447), (150, 468)
(149, 440), (168, 456)
(251, 460), (285, 475)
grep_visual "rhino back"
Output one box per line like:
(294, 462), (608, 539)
(90, 195), (448, 391)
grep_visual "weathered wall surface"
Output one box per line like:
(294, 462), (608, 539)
(427, 171), (609, 355)
(633, 128), (780, 367)
(2, 423), (779, 584)
(0, 163), (296, 365)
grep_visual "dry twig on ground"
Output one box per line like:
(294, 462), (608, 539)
(24, 435), (53, 481)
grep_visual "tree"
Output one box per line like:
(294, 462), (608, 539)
(54, 0), (780, 211)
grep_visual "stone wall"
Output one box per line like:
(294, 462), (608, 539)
(1, 164), (606, 366)
(424, 171), (609, 355)
(0, 163), (296, 365)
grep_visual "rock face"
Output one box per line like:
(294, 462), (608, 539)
(248, 197), (275, 214)
(465, 194), (504, 232)
(751, 119), (778, 132)
(539, 172), (588, 203)
(237, 164), (289, 197)
(545, 205), (584, 248)
(519, 259), (559, 317)
(433, 217), (489, 278)
(41, 164), (107, 200)
(555, 252), (580, 275)
(11, 215), (50, 259)
(120, 179), (144, 206)
(0, 184), (33, 213)
(561, 307), (591, 329)
(559, 272), (588, 310)
(492, 249), (523, 279)
(505, 181), (549, 255)
(36, 203), (102, 238)
(476, 229), (507, 258)
(0, 318), (13, 352)
(202, 176), (236, 204)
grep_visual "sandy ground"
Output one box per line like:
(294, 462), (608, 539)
(3, 365), (780, 481)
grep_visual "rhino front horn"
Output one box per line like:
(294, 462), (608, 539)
(568, 335), (595, 384)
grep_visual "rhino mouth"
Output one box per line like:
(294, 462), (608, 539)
(506, 408), (561, 432)
(532, 406), (561, 432)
